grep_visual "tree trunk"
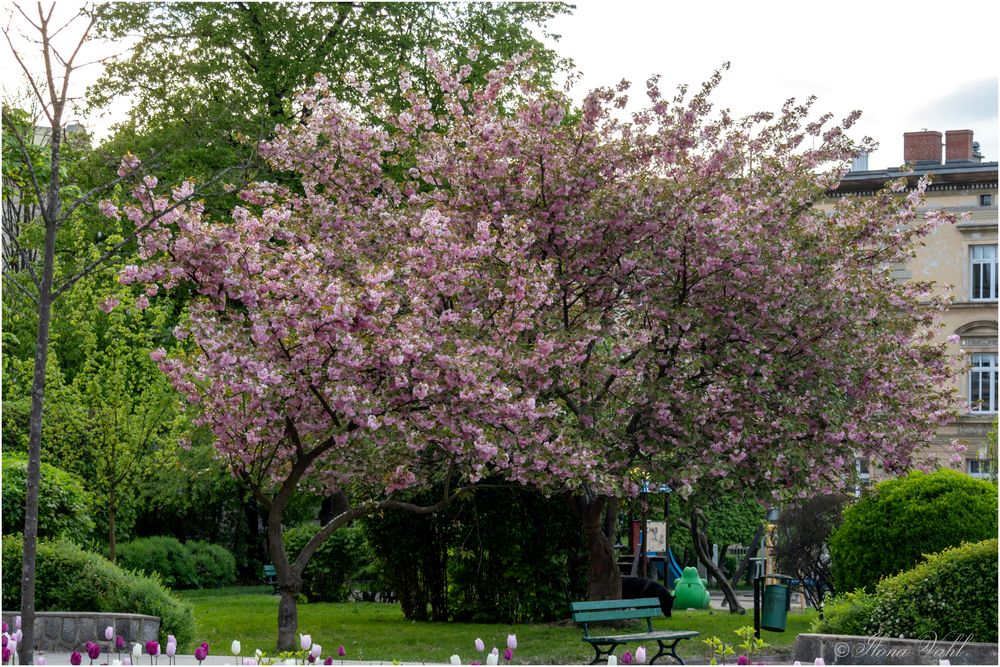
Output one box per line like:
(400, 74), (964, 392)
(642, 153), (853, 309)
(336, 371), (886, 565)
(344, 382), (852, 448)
(571, 493), (621, 600)
(603, 497), (619, 544)
(19, 129), (61, 666)
(733, 524), (765, 587)
(109, 491), (118, 563)
(687, 510), (744, 614)
(267, 503), (301, 651)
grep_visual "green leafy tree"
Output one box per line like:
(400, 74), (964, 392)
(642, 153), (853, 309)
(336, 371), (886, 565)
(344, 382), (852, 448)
(1, 454), (96, 544)
(86, 2), (573, 197)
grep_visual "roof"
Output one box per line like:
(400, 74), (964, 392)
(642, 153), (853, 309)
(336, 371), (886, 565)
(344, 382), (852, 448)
(831, 161), (999, 196)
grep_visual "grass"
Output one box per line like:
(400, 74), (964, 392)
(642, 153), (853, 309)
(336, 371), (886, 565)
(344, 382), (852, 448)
(178, 586), (817, 664)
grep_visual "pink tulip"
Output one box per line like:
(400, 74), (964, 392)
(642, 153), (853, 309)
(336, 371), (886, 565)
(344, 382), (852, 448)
(506, 635), (516, 651)
(166, 642), (177, 658)
(70, 651), (82, 665)
(324, 659), (333, 666)
(737, 657), (749, 666)
(2, 647), (10, 664)
(503, 648), (513, 661)
(1, 623), (7, 633)
(88, 643), (101, 661)
(36, 655), (46, 665)
(105, 626), (115, 641)
(13, 618), (20, 631)
(145, 640), (159, 656)
(116, 635), (126, 649)
(635, 647), (646, 664)
(622, 651), (632, 664)
(337, 645), (345, 657)
(475, 638), (485, 653)
(1, 636), (6, 649)
(194, 645), (207, 663)
(300, 635), (312, 651)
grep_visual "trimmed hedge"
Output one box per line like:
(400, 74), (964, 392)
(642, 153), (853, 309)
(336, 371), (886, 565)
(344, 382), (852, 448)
(813, 538), (998, 642)
(829, 469), (997, 593)
(1, 454), (95, 544)
(283, 523), (369, 602)
(116, 536), (236, 589)
(2, 534), (195, 648)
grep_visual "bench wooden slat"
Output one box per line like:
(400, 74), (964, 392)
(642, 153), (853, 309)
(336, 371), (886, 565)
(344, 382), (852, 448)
(573, 608), (661, 624)
(584, 631), (698, 643)
(570, 597), (660, 612)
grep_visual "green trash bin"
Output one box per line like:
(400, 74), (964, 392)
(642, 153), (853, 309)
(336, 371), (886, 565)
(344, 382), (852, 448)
(760, 583), (789, 632)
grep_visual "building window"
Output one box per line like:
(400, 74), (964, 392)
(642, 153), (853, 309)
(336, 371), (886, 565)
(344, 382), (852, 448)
(969, 352), (998, 413)
(980, 194), (993, 207)
(970, 244), (998, 301)
(853, 457), (871, 496)
(967, 458), (994, 480)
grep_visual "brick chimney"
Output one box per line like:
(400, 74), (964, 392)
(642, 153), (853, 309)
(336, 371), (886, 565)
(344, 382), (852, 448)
(945, 129), (975, 162)
(903, 131), (942, 164)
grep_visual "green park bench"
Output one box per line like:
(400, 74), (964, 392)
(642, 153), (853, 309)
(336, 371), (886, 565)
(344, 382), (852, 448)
(262, 564), (279, 594)
(570, 597), (699, 665)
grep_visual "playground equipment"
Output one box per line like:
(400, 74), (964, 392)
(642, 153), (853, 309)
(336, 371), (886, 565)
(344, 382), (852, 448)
(672, 567), (711, 609)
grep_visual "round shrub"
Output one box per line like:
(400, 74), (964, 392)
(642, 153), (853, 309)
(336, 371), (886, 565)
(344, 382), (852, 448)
(185, 540), (237, 588)
(869, 538), (997, 642)
(283, 523), (369, 602)
(115, 536), (199, 589)
(1, 454), (95, 543)
(829, 469), (997, 592)
(2, 534), (195, 648)
(811, 589), (879, 635)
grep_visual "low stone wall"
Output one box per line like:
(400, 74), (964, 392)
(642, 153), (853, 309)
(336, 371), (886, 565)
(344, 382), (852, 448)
(792, 633), (999, 665)
(0, 611), (160, 652)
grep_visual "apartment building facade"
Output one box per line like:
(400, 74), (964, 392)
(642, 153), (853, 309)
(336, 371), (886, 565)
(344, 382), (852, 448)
(825, 129), (998, 485)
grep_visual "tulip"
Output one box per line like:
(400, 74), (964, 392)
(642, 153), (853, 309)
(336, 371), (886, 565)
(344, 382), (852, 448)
(13, 618), (20, 631)
(622, 652), (632, 665)
(474, 639), (484, 653)
(36, 655), (46, 665)
(307, 655), (316, 665)
(232, 640), (242, 656)
(112, 661), (122, 666)
(167, 636), (176, 647)
(194, 646), (207, 664)
(449, 656), (461, 665)
(324, 659), (333, 666)
(635, 647), (646, 664)
(116, 635), (126, 650)
(1, 623), (7, 633)
(311, 644), (322, 659)
(737, 657), (749, 666)
(8, 639), (16, 656)
(106, 626), (115, 642)
(300, 635), (312, 651)
(486, 654), (498, 666)
(146, 640), (159, 656)
(337, 645), (345, 658)
(506, 635), (516, 652)
(89, 643), (102, 661)
(607, 656), (617, 667)
(132, 643), (142, 659)
(491, 648), (499, 656)
(1, 648), (10, 665)
(70, 652), (83, 666)
(1, 635), (6, 649)
(166, 642), (176, 658)
(814, 660), (825, 666)
(200, 642), (210, 655)
(12, 631), (20, 644)
(503, 649), (512, 662)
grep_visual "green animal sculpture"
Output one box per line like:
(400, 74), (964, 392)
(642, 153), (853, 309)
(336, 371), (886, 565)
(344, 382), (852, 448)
(672, 566), (711, 609)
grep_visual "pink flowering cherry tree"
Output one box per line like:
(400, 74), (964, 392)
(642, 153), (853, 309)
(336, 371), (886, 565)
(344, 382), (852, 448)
(112, 49), (960, 636)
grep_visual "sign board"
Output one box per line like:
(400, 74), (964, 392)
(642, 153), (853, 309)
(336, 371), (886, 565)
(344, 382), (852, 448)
(646, 521), (666, 552)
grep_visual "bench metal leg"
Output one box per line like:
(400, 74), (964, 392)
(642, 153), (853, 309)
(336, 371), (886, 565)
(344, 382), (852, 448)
(589, 642), (623, 665)
(650, 638), (686, 665)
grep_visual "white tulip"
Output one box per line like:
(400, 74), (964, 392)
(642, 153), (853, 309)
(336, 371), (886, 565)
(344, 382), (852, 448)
(232, 639), (242, 655)
(607, 655), (617, 666)
(449, 655), (461, 665)
(486, 653), (498, 666)
(311, 644), (322, 658)
(300, 634), (312, 651)
(132, 643), (142, 658)
(506, 635), (517, 651)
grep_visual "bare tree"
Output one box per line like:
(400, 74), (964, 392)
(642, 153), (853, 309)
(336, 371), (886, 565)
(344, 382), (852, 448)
(3, 5), (240, 660)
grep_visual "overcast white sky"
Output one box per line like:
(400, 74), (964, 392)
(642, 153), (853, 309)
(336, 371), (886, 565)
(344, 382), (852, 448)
(543, 0), (999, 169)
(4, 0), (998, 170)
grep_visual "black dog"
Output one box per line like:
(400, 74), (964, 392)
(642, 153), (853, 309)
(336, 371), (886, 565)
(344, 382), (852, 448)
(621, 575), (673, 617)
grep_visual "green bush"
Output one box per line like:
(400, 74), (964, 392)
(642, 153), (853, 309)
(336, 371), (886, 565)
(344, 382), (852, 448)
(116, 536), (199, 589)
(829, 469), (997, 592)
(813, 539), (998, 643)
(1, 454), (95, 543)
(185, 540), (237, 588)
(2, 534), (195, 648)
(811, 589), (879, 635)
(869, 538), (998, 642)
(283, 523), (369, 602)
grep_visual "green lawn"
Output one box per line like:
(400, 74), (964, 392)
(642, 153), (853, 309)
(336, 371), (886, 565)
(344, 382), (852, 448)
(178, 587), (817, 664)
